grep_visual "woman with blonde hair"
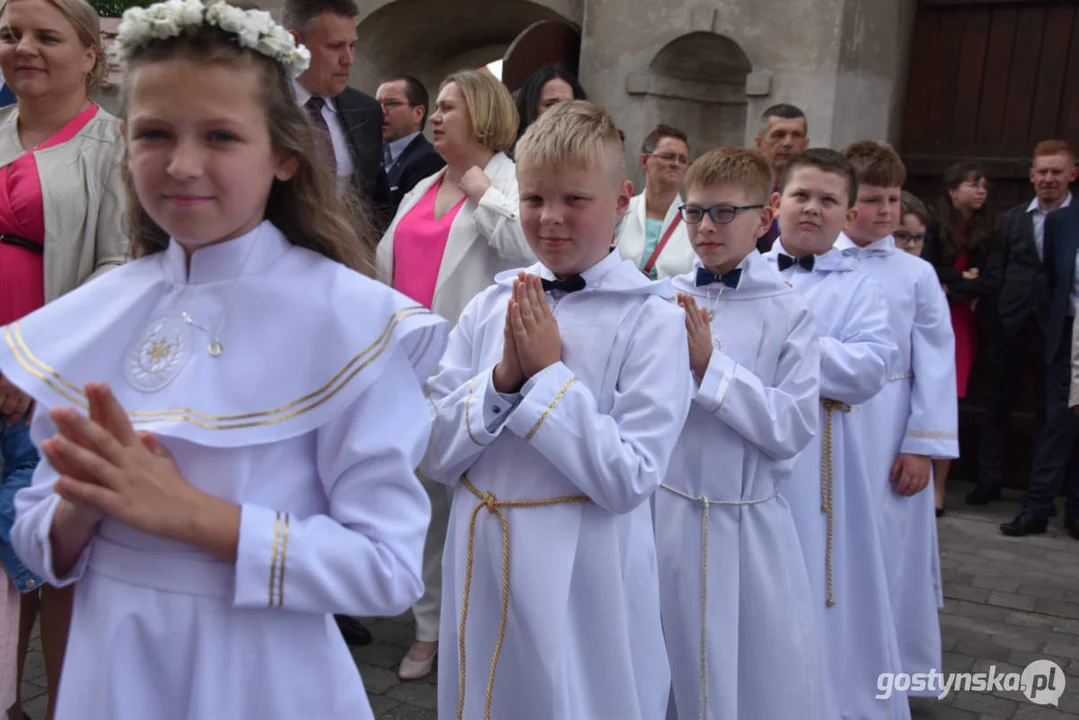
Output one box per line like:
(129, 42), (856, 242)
(0, 0), (125, 715)
(376, 68), (534, 681)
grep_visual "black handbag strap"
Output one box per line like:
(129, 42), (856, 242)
(0, 234), (42, 255)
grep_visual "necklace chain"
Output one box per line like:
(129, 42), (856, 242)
(171, 227), (262, 357)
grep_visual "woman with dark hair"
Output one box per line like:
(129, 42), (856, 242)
(513, 64), (586, 144)
(923, 161), (1004, 515)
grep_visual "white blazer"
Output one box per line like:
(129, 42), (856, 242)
(615, 192), (695, 280)
(376, 151), (535, 326)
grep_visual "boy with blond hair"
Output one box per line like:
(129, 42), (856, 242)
(765, 149), (906, 719)
(656, 147), (824, 720)
(837, 141), (958, 690)
(421, 101), (693, 720)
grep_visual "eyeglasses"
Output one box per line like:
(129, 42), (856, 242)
(651, 152), (689, 165)
(379, 99), (412, 110)
(893, 230), (925, 244)
(679, 204), (764, 225)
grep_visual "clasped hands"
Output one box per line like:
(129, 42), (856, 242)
(677, 294), (713, 378)
(42, 382), (202, 540)
(492, 274), (562, 394)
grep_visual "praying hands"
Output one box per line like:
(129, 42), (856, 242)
(677, 293), (713, 379)
(493, 274), (562, 392)
(43, 383), (240, 565)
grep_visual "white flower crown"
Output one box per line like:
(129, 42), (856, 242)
(116, 0), (312, 80)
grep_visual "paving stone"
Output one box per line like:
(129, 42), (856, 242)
(20, 694), (47, 720)
(1036, 599), (1079, 620)
(1042, 641), (1079, 661)
(1017, 583), (1070, 600)
(368, 695), (402, 716)
(1004, 611), (1058, 631)
(385, 680), (439, 710)
(17, 681), (46, 703)
(1011, 706), (1079, 719)
(987, 591), (1039, 612)
(380, 705), (438, 720)
(950, 690), (1018, 717)
(972, 576), (1023, 593)
(944, 584), (992, 603)
(355, 641), (409, 671)
(942, 651), (977, 672)
(362, 665), (403, 695)
(1006, 649), (1076, 673)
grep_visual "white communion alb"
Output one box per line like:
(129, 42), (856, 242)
(3, 222), (447, 720)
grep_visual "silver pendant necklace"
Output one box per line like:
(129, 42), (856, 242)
(175, 227), (262, 358)
(124, 228), (264, 394)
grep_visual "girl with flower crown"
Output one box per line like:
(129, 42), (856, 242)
(0, 2), (447, 717)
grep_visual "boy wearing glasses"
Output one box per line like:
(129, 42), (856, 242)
(763, 149), (905, 720)
(896, 191), (929, 257)
(835, 141), (957, 692)
(656, 147), (825, 720)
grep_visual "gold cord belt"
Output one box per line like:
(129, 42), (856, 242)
(659, 483), (780, 720)
(457, 475), (591, 720)
(820, 399), (851, 607)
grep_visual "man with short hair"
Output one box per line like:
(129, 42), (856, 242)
(970, 141), (1077, 508)
(376, 75), (445, 215)
(283, 0), (390, 236)
(754, 103), (809, 252)
(1000, 141), (1079, 540)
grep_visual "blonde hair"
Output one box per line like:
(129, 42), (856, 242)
(684, 147), (772, 204)
(0, 0), (105, 89)
(440, 69), (518, 153)
(514, 100), (625, 181)
(119, 22), (373, 274)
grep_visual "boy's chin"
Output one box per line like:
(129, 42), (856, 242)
(785, 231), (836, 256)
(532, 240), (610, 277)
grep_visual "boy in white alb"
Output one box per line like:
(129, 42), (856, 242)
(837, 141), (958, 686)
(422, 102), (693, 720)
(764, 149), (907, 720)
(657, 148), (824, 720)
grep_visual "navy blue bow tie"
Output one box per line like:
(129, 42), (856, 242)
(778, 253), (815, 271)
(695, 267), (742, 289)
(541, 275), (586, 293)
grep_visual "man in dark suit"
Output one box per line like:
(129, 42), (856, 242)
(1001, 148), (1079, 538)
(283, 0), (391, 239)
(968, 142), (1077, 506)
(279, 0), (384, 646)
(376, 75), (445, 217)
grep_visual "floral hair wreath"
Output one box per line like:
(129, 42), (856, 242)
(116, 0), (312, 80)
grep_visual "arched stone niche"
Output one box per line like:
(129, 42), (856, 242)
(626, 29), (754, 158)
(350, 0), (582, 96)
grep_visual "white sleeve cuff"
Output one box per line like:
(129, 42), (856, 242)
(695, 350), (738, 414)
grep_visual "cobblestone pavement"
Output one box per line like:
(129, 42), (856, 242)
(17, 481), (1079, 720)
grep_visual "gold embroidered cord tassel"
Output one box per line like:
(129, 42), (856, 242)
(456, 476), (590, 720)
(820, 399), (851, 608)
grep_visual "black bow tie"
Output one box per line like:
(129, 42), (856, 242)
(778, 253), (815, 272)
(695, 267), (742, 289)
(541, 275), (586, 293)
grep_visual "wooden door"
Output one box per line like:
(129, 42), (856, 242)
(900, 0), (1079, 209)
(500, 20), (581, 94)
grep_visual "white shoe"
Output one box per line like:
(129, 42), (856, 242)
(397, 650), (437, 680)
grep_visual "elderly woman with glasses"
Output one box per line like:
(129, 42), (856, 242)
(614, 123), (695, 279)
